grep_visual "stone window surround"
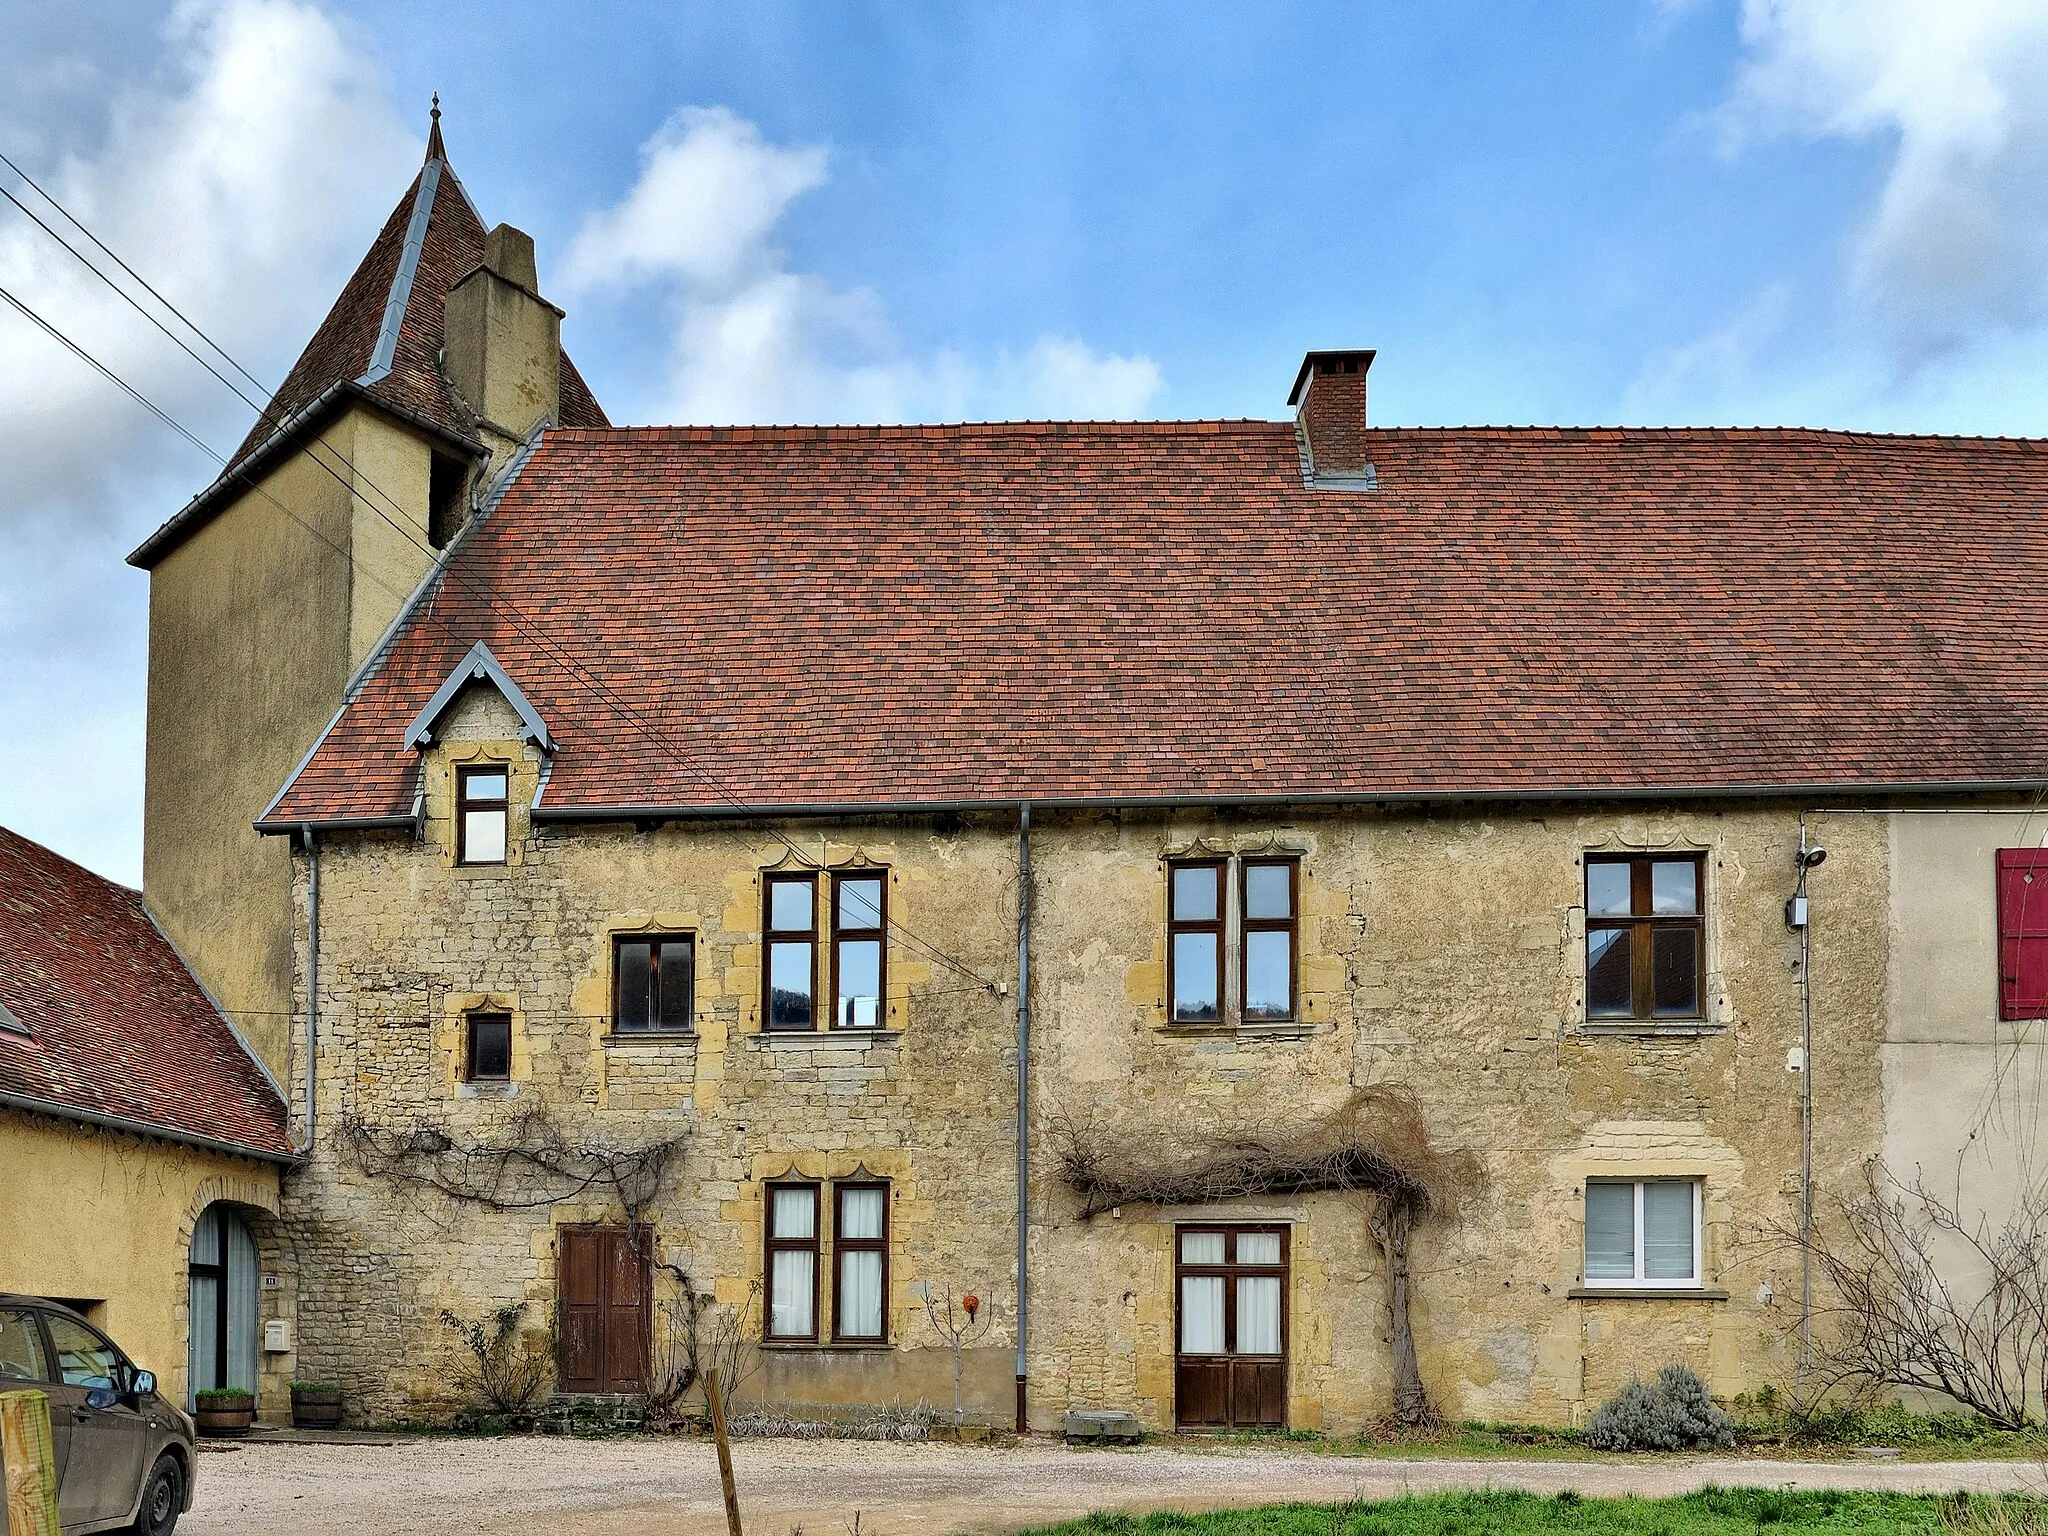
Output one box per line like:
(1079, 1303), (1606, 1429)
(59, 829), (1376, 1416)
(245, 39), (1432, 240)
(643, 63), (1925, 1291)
(757, 1179), (892, 1343)
(755, 857), (901, 1038)
(1157, 837), (1315, 1036)
(438, 992), (529, 1098)
(1572, 834), (1734, 1038)
(593, 916), (705, 1048)
(1562, 1157), (1731, 1302)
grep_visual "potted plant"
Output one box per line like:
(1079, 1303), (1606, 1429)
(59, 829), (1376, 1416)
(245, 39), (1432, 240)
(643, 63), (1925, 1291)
(290, 1381), (344, 1429)
(194, 1387), (255, 1437)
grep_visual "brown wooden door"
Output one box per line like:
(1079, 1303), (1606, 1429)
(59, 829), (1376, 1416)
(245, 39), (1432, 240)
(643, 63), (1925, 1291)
(557, 1226), (650, 1394)
(1174, 1225), (1288, 1430)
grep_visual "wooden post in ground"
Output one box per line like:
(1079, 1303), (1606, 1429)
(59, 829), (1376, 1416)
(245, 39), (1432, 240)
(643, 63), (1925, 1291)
(705, 1367), (743, 1536)
(1, 1388), (61, 1536)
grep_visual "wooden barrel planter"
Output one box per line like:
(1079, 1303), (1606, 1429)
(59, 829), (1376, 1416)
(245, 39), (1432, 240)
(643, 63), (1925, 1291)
(290, 1383), (344, 1430)
(194, 1390), (255, 1437)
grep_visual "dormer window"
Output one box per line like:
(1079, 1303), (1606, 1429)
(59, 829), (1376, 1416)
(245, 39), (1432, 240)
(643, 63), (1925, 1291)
(456, 764), (508, 865)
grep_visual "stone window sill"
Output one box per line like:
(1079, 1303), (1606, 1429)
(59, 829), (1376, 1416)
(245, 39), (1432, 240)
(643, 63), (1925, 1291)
(1567, 1286), (1730, 1301)
(747, 1029), (903, 1049)
(1576, 1021), (1728, 1039)
(600, 1031), (697, 1049)
(757, 1340), (896, 1352)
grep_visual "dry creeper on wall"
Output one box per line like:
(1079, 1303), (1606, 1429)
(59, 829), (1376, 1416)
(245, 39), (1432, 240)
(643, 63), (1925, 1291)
(1052, 1085), (1479, 1426)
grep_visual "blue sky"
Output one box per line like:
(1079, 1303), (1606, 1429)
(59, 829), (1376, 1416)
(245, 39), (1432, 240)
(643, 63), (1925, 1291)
(5, 0), (2048, 881)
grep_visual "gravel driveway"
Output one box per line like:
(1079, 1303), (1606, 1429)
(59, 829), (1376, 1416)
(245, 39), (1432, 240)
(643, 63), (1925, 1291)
(178, 1437), (2043, 1536)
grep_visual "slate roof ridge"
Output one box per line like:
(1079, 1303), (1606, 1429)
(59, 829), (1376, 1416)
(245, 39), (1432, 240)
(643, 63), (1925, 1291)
(538, 419), (2048, 448)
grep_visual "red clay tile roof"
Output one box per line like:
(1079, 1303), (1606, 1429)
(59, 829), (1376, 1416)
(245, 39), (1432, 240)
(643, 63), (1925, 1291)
(130, 137), (606, 569)
(0, 826), (293, 1159)
(262, 420), (2048, 823)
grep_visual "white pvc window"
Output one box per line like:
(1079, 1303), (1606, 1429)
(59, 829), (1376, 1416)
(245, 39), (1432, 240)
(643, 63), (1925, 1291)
(1584, 1179), (1700, 1288)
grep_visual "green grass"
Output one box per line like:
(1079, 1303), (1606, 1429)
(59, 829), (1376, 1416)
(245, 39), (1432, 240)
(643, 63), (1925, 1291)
(1012, 1487), (2023, 1535)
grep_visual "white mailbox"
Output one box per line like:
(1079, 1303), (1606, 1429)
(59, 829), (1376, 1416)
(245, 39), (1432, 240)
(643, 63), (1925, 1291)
(263, 1318), (292, 1353)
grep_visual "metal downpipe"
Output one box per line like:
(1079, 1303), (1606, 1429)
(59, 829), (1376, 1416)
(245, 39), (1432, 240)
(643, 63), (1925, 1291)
(302, 824), (319, 1153)
(1015, 802), (1032, 1433)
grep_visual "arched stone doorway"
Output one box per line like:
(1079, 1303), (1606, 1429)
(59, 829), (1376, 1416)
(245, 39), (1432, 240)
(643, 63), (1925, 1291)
(187, 1202), (261, 1407)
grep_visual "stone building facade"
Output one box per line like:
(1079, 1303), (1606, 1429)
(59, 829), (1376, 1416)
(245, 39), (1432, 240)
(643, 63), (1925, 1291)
(126, 118), (2048, 1431)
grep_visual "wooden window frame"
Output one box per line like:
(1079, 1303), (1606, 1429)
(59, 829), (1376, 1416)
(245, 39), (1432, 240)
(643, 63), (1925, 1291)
(463, 1011), (512, 1082)
(762, 873), (819, 1033)
(1584, 852), (1706, 1021)
(612, 933), (695, 1035)
(1167, 859), (1226, 1025)
(1174, 1224), (1290, 1358)
(830, 1180), (891, 1344)
(1582, 1178), (1703, 1289)
(1239, 857), (1299, 1023)
(455, 763), (509, 866)
(763, 1181), (821, 1342)
(829, 871), (889, 1032)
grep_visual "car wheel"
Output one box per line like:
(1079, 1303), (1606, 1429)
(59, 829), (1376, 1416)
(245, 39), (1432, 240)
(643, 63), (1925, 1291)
(130, 1453), (182, 1536)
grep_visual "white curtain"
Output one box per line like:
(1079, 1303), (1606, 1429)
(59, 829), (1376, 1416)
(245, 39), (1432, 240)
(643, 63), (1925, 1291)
(226, 1211), (260, 1393)
(1180, 1276), (1225, 1353)
(1180, 1232), (1225, 1264)
(1236, 1232), (1281, 1265)
(772, 1187), (816, 1238)
(839, 1188), (884, 1240)
(1642, 1181), (1696, 1280)
(839, 1252), (883, 1338)
(1584, 1183), (1636, 1280)
(770, 1251), (815, 1337)
(1237, 1276), (1281, 1354)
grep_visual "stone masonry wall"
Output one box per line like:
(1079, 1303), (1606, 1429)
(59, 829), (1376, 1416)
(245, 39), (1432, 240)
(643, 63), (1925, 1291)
(279, 684), (1902, 1431)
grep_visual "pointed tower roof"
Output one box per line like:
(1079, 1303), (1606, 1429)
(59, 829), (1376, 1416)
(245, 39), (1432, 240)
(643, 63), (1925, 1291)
(130, 103), (608, 568)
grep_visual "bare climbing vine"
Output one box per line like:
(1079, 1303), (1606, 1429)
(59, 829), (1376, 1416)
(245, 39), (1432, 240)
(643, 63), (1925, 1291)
(1050, 1085), (1479, 1427)
(336, 1104), (687, 1223)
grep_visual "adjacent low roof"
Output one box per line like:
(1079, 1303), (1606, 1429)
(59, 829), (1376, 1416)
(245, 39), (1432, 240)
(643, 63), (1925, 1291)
(0, 826), (293, 1160)
(262, 419), (2048, 825)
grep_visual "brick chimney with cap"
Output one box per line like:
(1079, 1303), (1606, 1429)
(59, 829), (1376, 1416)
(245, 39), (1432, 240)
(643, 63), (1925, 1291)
(1288, 349), (1376, 479)
(443, 222), (564, 457)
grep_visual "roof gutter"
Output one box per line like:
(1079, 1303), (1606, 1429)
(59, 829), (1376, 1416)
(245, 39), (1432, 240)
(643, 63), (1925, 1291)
(0, 1088), (299, 1167)
(516, 777), (2048, 824)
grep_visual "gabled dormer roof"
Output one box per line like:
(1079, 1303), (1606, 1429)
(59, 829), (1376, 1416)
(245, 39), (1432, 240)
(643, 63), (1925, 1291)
(128, 109), (608, 571)
(403, 641), (554, 753)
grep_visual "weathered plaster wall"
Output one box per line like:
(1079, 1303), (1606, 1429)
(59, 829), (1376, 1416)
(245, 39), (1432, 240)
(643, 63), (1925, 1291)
(143, 409), (439, 1081)
(0, 1109), (286, 1414)
(1877, 810), (2048, 1294)
(284, 697), (1916, 1433)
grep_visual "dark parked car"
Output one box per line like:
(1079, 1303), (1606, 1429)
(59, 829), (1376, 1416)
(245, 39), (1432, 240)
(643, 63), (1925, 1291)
(0, 1295), (195, 1535)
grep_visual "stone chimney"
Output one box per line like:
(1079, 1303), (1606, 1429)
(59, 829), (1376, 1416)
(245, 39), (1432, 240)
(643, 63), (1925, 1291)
(443, 223), (563, 455)
(1288, 349), (1376, 480)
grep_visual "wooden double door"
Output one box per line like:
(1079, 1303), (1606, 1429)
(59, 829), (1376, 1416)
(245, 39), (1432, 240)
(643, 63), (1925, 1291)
(557, 1225), (651, 1395)
(1174, 1225), (1289, 1429)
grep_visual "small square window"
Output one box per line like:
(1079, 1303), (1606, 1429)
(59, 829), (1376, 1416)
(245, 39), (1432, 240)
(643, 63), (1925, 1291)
(614, 935), (694, 1034)
(1585, 854), (1705, 1021)
(1584, 1179), (1700, 1287)
(464, 1013), (511, 1081)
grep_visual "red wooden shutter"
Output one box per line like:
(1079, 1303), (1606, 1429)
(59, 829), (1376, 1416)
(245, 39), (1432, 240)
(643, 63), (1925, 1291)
(558, 1229), (603, 1393)
(1997, 849), (2048, 1020)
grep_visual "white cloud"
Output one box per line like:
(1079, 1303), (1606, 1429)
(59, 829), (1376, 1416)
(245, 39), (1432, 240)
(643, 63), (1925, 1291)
(564, 107), (1163, 425)
(1717, 0), (2048, 357)
(0, 0), (417, 880)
